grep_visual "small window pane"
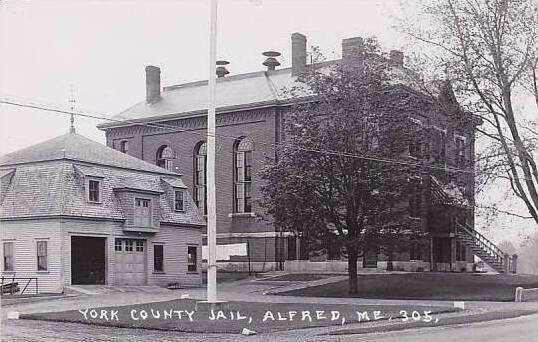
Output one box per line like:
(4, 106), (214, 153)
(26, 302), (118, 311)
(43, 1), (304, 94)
(115, 239), (122, 251)
(175, 190), (184, 211)
(88, 180), (100, 202)
(125, 240), (133, 252)
(136, 240), (144, 252)
(37, 241), (47, 271)
(3, 242), (13, 272)
(154, 245), (164, 272)
(187, 246), (197, 272)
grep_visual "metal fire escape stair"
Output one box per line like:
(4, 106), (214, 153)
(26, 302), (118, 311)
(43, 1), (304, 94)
(429, 176), (515, 274)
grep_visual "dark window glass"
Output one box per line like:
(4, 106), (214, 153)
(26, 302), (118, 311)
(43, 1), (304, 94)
(120, 140), (129, 154)
(37, 241), (47, 271)
(3, 242), (13, 272)
(135, 240), (144, 252)
(234, 138), (254, 213)
(175, 190), (184, 211)
(154, 245), (164, 272)
(125, 240), (133, 252)
(156, 145), (174, 171)
(408, 179), (422, 218)
(88, 180), (100, 202)
(455, 137), (466, 167)
(114, 239), (122, 251)
(187, 246), (197, 272)
(194, 142), (207, 214)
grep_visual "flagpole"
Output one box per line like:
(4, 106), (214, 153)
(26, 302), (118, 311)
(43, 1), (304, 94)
(206, 0), (218, 303)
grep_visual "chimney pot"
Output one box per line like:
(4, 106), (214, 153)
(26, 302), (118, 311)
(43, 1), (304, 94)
(291, 32), (307, 76)
(390, 50), (404, 66)
(145, 65), (161, 104)
(342, 37), (365, 65)
(262, 51), (281, 71)
(216, 60), (230, 78)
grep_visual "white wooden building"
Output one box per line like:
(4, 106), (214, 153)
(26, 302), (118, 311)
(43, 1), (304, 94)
(0, 132), (204, 293)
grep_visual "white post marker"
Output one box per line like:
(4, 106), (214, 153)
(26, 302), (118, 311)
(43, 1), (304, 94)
(206, 0), (218, 304)
(453, 301), (465, 310)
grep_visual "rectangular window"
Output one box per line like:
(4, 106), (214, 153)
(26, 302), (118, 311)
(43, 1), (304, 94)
(37, 241), (47, 271)
(408, 179), (422, 218)
(114, 239), (122, 251)
(455, 137), (466, 167)
(410, 243), (422, 260)
(409, 141), (421, 159)
(154, 244), (164, 272)
(174, 190), (184, 211)
(134, 198), (152, 227)
(187, 246), (197, 272)
(125, 240), (133, 252)
(135, 240), (144, 252)
(234, 150), (253, 213)
(88, 179), (100, 202)
(3, 242), (14, 272)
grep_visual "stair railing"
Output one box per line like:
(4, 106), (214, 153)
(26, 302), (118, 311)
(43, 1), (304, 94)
(429, 175), (451, 205)
(456, 222), (504, 261)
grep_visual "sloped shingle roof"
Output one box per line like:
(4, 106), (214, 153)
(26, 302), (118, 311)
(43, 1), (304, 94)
(0, 132), (176, 175)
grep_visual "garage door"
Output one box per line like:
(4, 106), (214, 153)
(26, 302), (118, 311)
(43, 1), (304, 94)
(114, 239), (146, 285)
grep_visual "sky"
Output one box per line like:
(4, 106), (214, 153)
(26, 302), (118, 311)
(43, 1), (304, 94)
(0, 0), (405, 153)
(0, 0), (535, 243)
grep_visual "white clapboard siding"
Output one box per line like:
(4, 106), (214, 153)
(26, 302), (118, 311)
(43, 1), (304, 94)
(147, 225), (202, 287)
(1, 220), (63, 293)
(1, 218), (202, 292)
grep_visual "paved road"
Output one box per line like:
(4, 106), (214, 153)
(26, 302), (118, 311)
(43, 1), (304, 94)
(331, 313), (538, 342)
(3, 313), (538, 341)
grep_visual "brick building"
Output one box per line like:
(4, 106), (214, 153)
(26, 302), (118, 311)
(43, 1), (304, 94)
(98, 33), (515, 274)
(0, 132), (204, 293)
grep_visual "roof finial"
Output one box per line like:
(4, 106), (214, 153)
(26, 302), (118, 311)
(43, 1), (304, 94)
(69, 85), (76, 134)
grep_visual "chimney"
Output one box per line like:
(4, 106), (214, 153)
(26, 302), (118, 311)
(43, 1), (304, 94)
(291, 32), (307, 76)
(145, 65), (161, 104)
(342, 37), (365, 65)
(390, 50), (404, 66)
(216, 60), (230, 78)
(262, 51), (281, 71)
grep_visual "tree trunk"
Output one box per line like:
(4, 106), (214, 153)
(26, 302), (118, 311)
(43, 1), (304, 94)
(348, 248), (358, 294)
(387, 250), (394, 271)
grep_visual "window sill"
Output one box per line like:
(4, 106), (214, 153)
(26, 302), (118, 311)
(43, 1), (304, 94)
(153, 271), (166, 274)
(407, 216), (422, 221)
(36, 270), (49, 274)
(228, 212), (256, 218)
(88, 201), (102, 205)
(187, 271), (199, 274)
(2, 271), (15, 274)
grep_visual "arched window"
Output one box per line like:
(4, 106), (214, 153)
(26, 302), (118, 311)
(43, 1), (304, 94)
(194, 142), (207, 215)
(234, 138), (254, 213)
(120, 140), (129, 154)
(156, 145), (174, 171)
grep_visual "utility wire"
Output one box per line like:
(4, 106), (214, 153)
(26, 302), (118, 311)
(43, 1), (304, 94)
(1, 97), (480, 175)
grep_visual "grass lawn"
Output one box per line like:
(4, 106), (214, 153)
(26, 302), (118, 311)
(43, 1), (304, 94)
(21, 299), (456, 334)
(278, 273), (538, 301)
(262, 274), (335, 282)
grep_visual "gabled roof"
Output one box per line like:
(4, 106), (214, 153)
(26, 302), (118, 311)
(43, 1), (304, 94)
(0, 132), (176, 175)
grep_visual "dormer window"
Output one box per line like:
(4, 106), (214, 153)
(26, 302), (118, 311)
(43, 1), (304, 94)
(120, 140), (129, 154)
(88, 179), (101, 203)
(174, 190), (185, 211)
(134, 198), (152, 227)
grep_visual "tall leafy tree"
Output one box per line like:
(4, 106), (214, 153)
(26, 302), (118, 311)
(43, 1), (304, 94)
(404, 0), (538, 225)
(260, 42), (430, 293)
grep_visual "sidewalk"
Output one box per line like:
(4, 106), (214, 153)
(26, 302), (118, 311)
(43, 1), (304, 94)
(3, 274), (538, 338)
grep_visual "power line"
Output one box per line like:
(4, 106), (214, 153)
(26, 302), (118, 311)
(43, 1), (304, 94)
(0, 97), (479, 175)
